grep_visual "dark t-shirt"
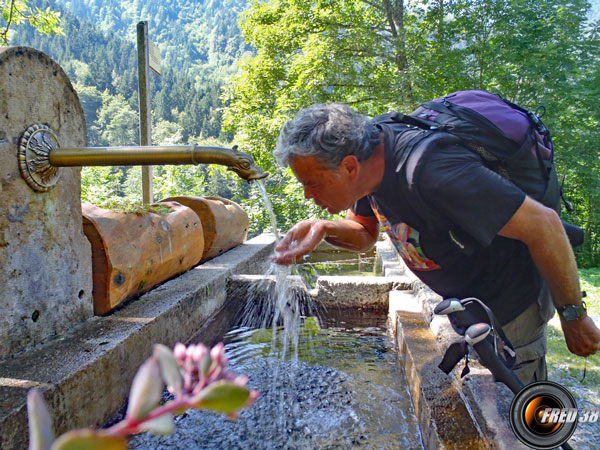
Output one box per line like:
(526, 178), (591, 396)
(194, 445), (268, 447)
(352, 126), (543, 324)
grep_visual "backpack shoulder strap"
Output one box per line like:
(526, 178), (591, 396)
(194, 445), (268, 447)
(402, 131), (483, 255)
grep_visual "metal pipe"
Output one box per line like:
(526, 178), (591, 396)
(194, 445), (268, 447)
(49, 145), (241, 166)
(49, 144), (269, 182)
(19, 124), (268, 192)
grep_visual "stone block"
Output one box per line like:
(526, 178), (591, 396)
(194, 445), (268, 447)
(0, 47), (92, 358)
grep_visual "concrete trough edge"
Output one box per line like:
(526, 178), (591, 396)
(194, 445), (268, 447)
(380, 236), (528, 449)
(389, 290), (491, 450)
(228, 273), (414, 309)
(0, 234), (277, 450)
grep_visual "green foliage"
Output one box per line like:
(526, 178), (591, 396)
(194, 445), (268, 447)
(80, 166), (123, 204)
(580, 267), (600, 318)
(0, 0), (62, 44)
(91, 198), (173, 215)
(224, 0), (600, 262)
(94, 90), (139, 146)
(10, 0), (244, 146)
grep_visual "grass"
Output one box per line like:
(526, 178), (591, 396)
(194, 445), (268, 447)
(95, 199), (173, 215)
(546, 267), (600, 406)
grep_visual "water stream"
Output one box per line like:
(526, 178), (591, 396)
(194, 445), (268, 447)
(255, 180), (280, 241)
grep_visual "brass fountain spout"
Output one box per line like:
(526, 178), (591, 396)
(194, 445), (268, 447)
(18, 124), (268, 192)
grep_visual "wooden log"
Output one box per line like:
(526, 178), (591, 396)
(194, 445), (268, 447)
(161, 196), (249, 262)
(82, 202), (204, 315)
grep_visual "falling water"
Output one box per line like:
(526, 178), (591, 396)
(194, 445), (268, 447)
(250, 179), (314, 432)
(255, 180), (280, 241)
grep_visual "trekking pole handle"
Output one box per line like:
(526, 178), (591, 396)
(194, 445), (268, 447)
(465, 323), (491, 346)
(434, 298), (465, 315)
(465, 325), (524, 395)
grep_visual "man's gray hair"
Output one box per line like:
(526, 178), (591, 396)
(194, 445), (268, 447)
(273, 103), (381, 168)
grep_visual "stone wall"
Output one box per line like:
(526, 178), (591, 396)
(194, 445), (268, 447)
(0, 47), (93, 358)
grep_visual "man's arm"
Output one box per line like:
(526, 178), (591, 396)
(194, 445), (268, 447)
(272, 210), (379, 265)
(498, 196), (600, 356)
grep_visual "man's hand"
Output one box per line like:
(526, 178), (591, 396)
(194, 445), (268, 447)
(560, 315), (600, 357)
(271, 220), (327, 265)
(271, 213), (379, 265)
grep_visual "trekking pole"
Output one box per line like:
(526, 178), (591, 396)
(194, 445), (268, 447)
(435, 299), (575, 450)
(464, 323), (574, 450)
(464, 323), (522, 394)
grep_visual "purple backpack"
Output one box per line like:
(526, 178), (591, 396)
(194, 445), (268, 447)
(379, 90), (583, 248)
(388, 90), (560, 212)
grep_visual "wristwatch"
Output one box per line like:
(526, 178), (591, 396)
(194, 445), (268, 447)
(557, 301), (587, 321)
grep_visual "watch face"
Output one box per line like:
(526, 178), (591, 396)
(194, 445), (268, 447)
(562, 306), (579, 320)
(561, 303), (585, 321)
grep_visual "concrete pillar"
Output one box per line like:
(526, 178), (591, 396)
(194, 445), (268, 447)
(0, 47), (93, 358)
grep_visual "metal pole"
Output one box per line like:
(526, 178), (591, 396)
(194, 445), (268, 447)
(137, 21), (153, 204)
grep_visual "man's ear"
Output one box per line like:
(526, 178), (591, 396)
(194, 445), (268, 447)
(340, 155), (360, 181)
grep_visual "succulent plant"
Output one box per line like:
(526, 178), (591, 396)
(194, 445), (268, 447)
(27, 342), (260, 450)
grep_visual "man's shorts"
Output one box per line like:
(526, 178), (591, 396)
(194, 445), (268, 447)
(502, 285), (554, 385)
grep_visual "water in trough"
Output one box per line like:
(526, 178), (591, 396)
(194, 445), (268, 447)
(127, 263), (423, 449)
(127, 184), (423, 448)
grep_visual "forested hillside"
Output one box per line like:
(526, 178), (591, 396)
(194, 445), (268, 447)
(9, 0), (253, 215)
(59, 0), (250, 74)
(11, 0), (250, 145)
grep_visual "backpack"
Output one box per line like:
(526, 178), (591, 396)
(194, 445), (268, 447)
(377, 90), (583, 248)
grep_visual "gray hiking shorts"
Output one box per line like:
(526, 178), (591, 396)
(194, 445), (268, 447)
(502, 284), (555, 385)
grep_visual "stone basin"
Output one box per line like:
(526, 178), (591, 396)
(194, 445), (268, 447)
(0, 233), (533, 449)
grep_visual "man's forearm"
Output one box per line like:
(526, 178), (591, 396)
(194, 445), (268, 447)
(499, 196), (582, 309)
(525, 212), (582, 309)
(323, 219), (378, 252)
(324, 210), (379, 252)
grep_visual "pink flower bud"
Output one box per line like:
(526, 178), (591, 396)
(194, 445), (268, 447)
(173, 343), (186, 363)
(234, 375), (248, 387)
(191, 344), (207, 364)
(210, 343), (225, 363)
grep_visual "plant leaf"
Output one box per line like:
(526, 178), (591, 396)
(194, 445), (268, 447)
(192, 380), (250, 414)
(139, 413), (175, 436)
(126, 357), (163, 420)
(153, 344), (183, 395)
(49, 429), (127, 450)
(27, 389), (55, 450)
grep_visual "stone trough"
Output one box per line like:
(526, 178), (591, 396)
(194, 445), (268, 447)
(1, 234), (528, 449)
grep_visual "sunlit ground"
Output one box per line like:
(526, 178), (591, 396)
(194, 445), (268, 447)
(546, 268), (599, 405)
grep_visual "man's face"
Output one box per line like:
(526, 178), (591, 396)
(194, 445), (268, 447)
(289, 155), (357, 214)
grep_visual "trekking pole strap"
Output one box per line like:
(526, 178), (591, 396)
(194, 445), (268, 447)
(449, 297), (517, 369)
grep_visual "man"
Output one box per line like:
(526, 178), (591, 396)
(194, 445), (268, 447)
(271, 102), (600, 384)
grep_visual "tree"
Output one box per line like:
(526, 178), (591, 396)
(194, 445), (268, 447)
(94, 90), (139, 146)
(0, 0), (62, 45)
(223, 0), (600, 261)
